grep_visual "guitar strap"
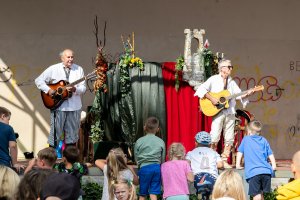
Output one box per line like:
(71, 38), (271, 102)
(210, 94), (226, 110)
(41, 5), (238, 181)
(64, 67), (70, 81)
(224, 77), (228, 90)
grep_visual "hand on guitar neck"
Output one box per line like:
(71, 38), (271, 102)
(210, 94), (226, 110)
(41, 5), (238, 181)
(240, 88), (256, 98)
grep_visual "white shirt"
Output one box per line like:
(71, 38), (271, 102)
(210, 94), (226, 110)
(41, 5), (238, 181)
(35, 63), (86, 111)
(186, 146), (222, 178)
(194, 74), (248, 115)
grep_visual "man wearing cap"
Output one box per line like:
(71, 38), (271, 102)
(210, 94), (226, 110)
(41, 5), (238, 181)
(194, 59), (252, 168)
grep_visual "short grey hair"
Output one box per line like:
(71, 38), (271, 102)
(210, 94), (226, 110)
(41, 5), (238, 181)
(218, 59), (232, 69)
(59, 49), (74, 57)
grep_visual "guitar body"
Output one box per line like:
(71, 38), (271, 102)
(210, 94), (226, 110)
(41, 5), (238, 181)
(199, 90), (231, 117)
(41, 80), (72, 110)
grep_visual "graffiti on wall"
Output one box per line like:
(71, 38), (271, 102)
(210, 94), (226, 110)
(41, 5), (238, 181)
(0, 63), (12, 82)
(288, 114), (300, 139)
(233, 75), (283, 102)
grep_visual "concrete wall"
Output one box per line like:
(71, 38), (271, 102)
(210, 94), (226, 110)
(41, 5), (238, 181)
(0, 0), (299, 159)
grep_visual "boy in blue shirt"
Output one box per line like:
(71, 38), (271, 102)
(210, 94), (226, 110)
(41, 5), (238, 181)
(0, 106), (23, 172)
(236, 120), (276, 200)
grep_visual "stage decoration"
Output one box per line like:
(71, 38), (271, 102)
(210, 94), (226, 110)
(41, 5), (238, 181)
(175, 55), (184, 91)
(182, 28), (206, 91)
(93, 50), (109, 93)
(119, 33), (144, 97)
(117, 32), (144, 150)
(89, 16), (108, 143)
(174, 29), (221, 91)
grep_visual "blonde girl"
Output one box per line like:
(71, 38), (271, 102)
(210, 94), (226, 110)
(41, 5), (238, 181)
(95, 147), (138, 200)
(0, 165), (20, 200)
(161, 143), (194, 200)
(112, 178), (137, 200)
(212, 169), (247, 200)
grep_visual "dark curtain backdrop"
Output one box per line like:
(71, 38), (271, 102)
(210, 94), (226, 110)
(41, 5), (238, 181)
(103, 62), (166, 143)
(162, 62), (212, 152)
(97, 62), (212, 159)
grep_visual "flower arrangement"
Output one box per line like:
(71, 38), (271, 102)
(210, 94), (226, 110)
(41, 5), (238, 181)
(119, 51), (144, 70)
(119, 33), (144, 97)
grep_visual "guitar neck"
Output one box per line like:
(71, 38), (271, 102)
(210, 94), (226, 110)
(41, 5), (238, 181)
(65, 70), (96, 88)
(66, 76), (87, 87)
(226, 90), (248, 100)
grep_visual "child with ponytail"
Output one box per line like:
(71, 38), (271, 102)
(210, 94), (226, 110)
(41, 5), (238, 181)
(161, 142), (194, 200)
(95, 147), (138, 200)
(112, 178), (137, 200)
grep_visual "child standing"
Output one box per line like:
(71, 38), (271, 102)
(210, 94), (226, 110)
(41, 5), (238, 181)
(236, 120), (276, 200)
(95, 147), (138, 200)
(0, 106), (23, 171)
(134, 116), (166, 200)
(161, 143), (194, 200)
(186, 131), (223, 200)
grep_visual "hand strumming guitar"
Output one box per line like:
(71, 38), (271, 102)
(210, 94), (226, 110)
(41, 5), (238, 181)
(48, 89), (56, 96)
(205, 92), (219, 105)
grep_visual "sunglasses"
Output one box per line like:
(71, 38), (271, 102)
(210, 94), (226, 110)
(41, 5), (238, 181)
(220, 65), (233, 69)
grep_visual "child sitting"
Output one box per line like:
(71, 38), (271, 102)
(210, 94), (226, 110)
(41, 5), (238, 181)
(53, 145), (88, 182)
(112, 178), (137, 200)
(24, 147), (57, 174)
(186, 131), (223, 200)
(277, 150), (300, 199)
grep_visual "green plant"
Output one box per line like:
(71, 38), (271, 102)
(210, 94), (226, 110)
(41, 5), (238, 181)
(249, 189), (278, 200)
(175, 55), (184, 91)
(82, 182), (102, 200)
(90, 120), (104, 143)
(89, 90), (105, 143)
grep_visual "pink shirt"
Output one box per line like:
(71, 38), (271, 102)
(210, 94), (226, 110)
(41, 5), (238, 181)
(161, 160), (192, 198)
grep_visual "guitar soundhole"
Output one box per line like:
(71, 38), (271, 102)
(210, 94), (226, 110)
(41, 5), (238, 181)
(57, 87), (63, 95)
(219, 97), (226, 104)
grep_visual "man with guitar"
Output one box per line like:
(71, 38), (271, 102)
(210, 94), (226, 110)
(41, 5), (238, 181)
(194, 59), (255, 168)
(35, 49), (86, 148)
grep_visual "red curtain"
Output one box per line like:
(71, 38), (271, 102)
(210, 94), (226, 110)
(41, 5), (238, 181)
(162, 62), (212, 153)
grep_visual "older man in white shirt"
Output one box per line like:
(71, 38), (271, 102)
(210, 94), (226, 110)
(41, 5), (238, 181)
(35, 49), (86, 148)
(195, 59), (251, 168)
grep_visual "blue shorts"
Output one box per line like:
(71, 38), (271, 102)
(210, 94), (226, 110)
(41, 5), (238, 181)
(247, 174), (271, 196)
(138, 164), (161, 196)
(194, 172), (216, 195)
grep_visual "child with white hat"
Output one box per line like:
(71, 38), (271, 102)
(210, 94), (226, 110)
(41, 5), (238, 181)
(186, 131), (224, 200)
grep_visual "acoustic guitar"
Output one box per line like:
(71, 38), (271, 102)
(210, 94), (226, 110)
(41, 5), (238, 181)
(41, 70), (97, 110)
(199, 85), (264, 117)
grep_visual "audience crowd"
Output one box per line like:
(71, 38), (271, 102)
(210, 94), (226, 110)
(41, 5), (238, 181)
(1, 112), (299, 200)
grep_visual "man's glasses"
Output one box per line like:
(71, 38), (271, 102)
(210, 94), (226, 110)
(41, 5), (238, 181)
(220, 65), (233, 69)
